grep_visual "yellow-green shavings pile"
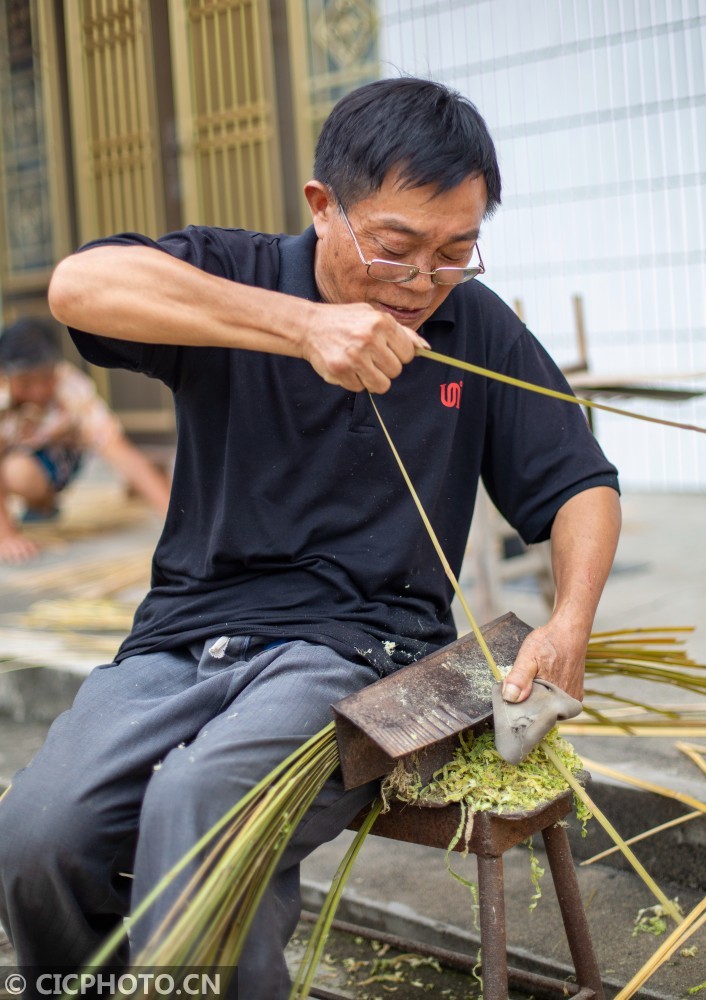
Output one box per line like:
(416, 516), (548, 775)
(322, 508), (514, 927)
(381, 728), (591, 828)
(381, 728), (591, 920)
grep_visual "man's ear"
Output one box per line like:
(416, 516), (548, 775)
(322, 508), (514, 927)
(304, 181), (337, 238)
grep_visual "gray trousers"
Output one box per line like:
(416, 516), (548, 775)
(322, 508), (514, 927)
(0, 636), (380, 998)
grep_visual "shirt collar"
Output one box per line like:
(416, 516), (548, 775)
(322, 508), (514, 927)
(277, 226), (321, 301)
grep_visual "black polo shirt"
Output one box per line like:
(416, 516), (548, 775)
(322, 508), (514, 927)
(70, 225), (619, 674)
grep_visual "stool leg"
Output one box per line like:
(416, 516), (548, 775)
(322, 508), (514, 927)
(542, 822), (605, 999)
(477, 853), (509, 1000)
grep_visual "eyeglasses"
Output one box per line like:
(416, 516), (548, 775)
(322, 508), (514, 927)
(337, 201), (485, 286)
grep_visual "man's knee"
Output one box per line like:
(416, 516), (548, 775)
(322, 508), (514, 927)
(139, 749), (253, 829)
(0, 782), (102, 880)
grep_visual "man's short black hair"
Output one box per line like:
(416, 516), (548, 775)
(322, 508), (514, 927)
(0, 317), (62, 374)
(313, 77), (501, 215)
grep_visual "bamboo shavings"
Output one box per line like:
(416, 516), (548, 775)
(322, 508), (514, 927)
(382, 729), (589, 821)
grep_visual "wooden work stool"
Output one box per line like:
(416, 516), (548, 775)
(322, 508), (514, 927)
(336, 787), (605, 1000)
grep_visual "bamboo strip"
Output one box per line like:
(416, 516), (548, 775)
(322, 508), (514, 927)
(592, 703), (706, 718)
(418, 349), (706, 434)
(84, 724), (339, 971)
(589, 627), (695, 638)
(368, 394), (501, 683)
(0, 627), (120, 664)
(561, 724), (706, 737)
(580, 757), (706, 813)
(613, 899), (706, 1000)
(543, 746), (683, 925)
(291, 799), (383, 999)
(676, 742), (706, 777)
(581, 811), (703, 866)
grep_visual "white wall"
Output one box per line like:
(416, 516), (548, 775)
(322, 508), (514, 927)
(379, 0), (706, 489)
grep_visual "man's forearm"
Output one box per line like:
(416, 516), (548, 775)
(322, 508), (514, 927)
(549, 485), (622, 651)
(502, 485), (621, 702)
(48, 246), (314, 355)
(48, 246), (427, 394)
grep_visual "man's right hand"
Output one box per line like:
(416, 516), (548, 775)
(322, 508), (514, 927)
(301, 303), (429, 394)
(0, 530), (40, 565)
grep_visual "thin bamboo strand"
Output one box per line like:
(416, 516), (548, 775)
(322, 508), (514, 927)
(561, 724), (706, 738)
(291, 799), (384, 999)
(587, 645), (695, 659)
(367, 394), (501, 683)
(586, 649), (699, 665)
(146, 747), (340, 963)
(595, 703), (706, 717)
(581, 811), (703, 866)
(579, 757), (706, 813)
(612, 900), (706, 1000)
(417, 348), (706, 434)
(83, 724), (337, 971)
(676, 741), (706, 777)
(581, 691), (680, 718)
(589, 627), (695, 638)
(543, 746), (683, 925)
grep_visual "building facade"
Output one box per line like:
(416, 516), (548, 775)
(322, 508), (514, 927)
(0, 0), (378, 434)
(1, 0), (704, 485)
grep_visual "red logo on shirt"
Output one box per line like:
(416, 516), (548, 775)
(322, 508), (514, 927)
(440, 381), (463, 408)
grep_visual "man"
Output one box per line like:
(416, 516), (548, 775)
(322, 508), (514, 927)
(0, 78), (620, 997)
(0, 317), (171, 564)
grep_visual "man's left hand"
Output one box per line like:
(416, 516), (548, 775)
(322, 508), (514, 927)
(501, 619), (586, 704)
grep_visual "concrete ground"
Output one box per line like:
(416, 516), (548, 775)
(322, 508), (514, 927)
(0, 458), (705, 998)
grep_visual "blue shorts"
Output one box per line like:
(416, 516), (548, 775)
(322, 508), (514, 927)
(33, 446), (83, 492)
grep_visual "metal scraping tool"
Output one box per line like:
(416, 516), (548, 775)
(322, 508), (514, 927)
(332, 611), (534, 789)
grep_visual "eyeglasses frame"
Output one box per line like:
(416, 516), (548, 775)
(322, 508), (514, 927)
(336, 200), (485, 286)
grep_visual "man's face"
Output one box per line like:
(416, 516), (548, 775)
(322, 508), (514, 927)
(306, 170), (488, 331)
